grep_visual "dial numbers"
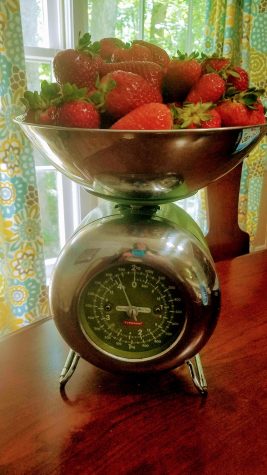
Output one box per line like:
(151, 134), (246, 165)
(78, 263), (186, 360)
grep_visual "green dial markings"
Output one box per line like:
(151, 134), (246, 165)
(78, 262), (186, 360)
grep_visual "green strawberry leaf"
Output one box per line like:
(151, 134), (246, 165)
(173, 50), (200, 61)
(172, 102), (214, 128)
(21, 90), (46, 110)
(77, 32), (92, 50)
(91, 40), (101, 54)
(227, 69), (240, 78)
(76, 32), (100, 55)
(88, 78), (116, 111)
(89, 91), (104, 106)
(100, 78), (116, 95)
(61, 83), (88, 102)
(224, 87), (265, 109)
(40, 80), (61, 101)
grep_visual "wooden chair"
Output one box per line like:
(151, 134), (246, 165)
(206, 163), (249, 261)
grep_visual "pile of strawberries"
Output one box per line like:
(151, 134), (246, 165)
(22, 33), (266, 130)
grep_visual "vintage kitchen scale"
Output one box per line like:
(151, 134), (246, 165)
(15, 118), (267, 394)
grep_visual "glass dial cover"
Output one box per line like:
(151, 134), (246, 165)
(78, 262), (186, 361)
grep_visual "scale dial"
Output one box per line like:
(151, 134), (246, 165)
(78, 262), (186, 361)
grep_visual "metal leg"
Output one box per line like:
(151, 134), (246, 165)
(59, 349), (80, 388)
(186, 353), (208, 395)
(59, 349), (207, 395)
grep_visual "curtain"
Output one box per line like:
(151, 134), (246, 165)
(0, 0), (48, 337)
(204, 0), (267, 244)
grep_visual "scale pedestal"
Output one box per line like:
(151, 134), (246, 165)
(15, 118), (266, 394)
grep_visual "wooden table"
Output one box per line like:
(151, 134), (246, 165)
(1, 250), (267, 475)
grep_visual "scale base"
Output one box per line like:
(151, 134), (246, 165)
(59, 350), (208, 396)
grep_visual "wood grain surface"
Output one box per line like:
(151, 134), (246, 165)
(0, 250), (266, 475)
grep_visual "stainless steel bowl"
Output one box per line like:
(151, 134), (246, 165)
(15, 117), (266, 204)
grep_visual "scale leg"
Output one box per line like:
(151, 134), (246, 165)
(59, 349), (80, 388)
(186, 353), (208, 395)
(59, 350), (207, 395)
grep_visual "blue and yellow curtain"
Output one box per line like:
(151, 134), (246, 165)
(205, 0), (267, 243)
(0, 0), (48, 336)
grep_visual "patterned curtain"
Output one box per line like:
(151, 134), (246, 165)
(204, 0), (267, 244)
(0, 0), (48, 336)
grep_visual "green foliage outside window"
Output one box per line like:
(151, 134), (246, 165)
(88, 0), (206, 54)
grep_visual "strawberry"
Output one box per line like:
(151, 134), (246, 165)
(216, 90), (266, 126)
(227, 66), (249, 92)
(132, 40), (170, 68)
(171, 102), (221, 129)
(216, 100), (251, 126)
(200, 108), (222, 128)
(202, 55), (249, 92)
(53, 33), (103, 90)
(57, 101), (100, 128)
(202, 56), (231, 73)
(24, 107), (58, 125)
(38, 106), (58, 125)
(111, 103), (173, 130)
(93, 70), (162, 119)
(164, 52), (202, 101)
(186, 72), (226, 103)
(22, 80), (61, 124)
(56, 82), (100, 128)
(99, 60), (164, 89)
(112, 43), (153, 62)
(248, 100), (266, 124)
(99, 37), (125, 61)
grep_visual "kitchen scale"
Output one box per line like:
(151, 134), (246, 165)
(15, 118), (266, 394)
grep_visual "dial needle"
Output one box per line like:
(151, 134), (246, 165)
(117, 278), (137, 321)
(116, 305), (151, 314)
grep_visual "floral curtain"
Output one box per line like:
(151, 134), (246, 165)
(204, 0), (267, 244)
(0, 0), (48, 337)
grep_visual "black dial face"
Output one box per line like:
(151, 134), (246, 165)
(78, 262), (186, 361)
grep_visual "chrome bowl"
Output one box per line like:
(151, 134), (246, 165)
(15, 117), (266, 204)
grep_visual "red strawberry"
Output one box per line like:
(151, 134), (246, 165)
(199, 108), (221, 128)
(186, 73), (226, 103)
(24, 106), (58, 125)
(38, 106), (58, 125)
(164, 52), (202, 101)
(97, 70), (162, 119)
(132, 40), (170, 68)
(248, 101), (266, 124)
(227, 66), (249, 91)
(111, 103), (173, 130)
(22, 80), (61, 124)
(99, 37), (125, 61)
(99, 60), (164, 89)
(57, 101), (100, 128)
(112, 43), (153, 62)
(202, 56), (231, 73)
(53, 33), (103, 90)
(216, 89), (266, 126)
(216, 101), (251, 126)
(171, 102), (221, 129)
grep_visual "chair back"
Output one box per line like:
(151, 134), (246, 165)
(206, 163), (249, 261)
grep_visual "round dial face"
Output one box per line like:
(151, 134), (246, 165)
(78, 262), (186, 361)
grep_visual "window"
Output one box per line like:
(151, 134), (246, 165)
(87, 0), (206, 53)
(20, 0), (207, 282)
(20, 0), (87, 281)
